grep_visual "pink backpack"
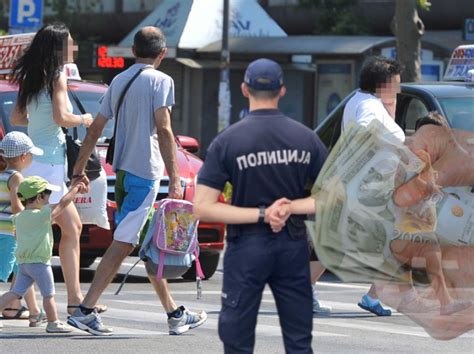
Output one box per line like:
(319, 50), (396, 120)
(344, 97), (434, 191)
(152, 198), (204, 282)
(116, 199), (205, 298)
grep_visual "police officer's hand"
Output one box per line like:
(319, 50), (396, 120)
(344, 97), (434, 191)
(266, 198), (291, 233)
(394, 125), (474, 207)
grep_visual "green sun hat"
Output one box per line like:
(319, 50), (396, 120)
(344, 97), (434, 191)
(17, 176), (61, 201)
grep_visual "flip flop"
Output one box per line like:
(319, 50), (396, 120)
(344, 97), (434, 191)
(67, 304), (108, 314)
(2, 306), (29, 320)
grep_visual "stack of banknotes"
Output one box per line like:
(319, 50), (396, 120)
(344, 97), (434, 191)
(307, 120), (474, 283)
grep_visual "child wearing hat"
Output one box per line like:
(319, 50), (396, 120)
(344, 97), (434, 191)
(0, 175), (85, 333)
(0, 132), (43, 325)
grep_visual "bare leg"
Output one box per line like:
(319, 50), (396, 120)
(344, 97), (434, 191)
(82, 240), (133, 309)
(23, 285), (40, 317)
(2, 274), (30, 318)
(367, 284), (379, 299)
(310, 261), (325, 284)
(391, 240), (455, 306)
(0, 292), (21, 311)
(147, 274), (177, 313)
(54, 203), (83, 308)
(43, 296), (58, 323)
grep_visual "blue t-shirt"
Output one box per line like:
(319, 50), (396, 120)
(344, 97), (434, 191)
(99, 63), (175, 180)
(197, 109), (328, 238)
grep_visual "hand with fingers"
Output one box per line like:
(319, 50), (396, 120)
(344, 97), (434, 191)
(168, 177), (183, 199)
(394, 125), (474, 207)
(266, 198), (292, 233)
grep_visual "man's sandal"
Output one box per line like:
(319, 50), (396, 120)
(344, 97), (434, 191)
(67, 304), (108, 314)
(2, 306), (29, 319)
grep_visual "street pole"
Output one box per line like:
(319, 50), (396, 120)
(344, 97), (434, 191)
(218, 0), (231, 131)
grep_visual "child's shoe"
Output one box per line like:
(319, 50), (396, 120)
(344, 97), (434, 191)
(46, 321), (72, 333)
(29, 309), (47, 327)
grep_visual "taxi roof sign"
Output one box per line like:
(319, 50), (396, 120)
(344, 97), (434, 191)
(444, 45), (474, 81)
(62, 63), (81, 80)
(0, 32), (35, 74)
(0, 33), (81, 80)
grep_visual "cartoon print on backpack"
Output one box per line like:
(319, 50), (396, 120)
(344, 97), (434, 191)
(164, 206), (195, 252)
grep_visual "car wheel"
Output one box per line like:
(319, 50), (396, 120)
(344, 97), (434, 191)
(182, 250), (220, 280)
(80, 257), (97, 268)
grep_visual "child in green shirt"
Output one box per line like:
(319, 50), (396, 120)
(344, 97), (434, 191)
(0, 176), (85, 333)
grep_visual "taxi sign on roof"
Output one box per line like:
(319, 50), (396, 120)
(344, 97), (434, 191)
(444, 45), (474, 81)
(0, 33), (35, 74)
(0, 33), (81, 80)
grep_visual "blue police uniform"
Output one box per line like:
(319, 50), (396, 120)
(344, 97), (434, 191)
(198, 108), (328, 353)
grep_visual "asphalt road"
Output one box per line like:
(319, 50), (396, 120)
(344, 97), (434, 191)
(0, 256), (473, 353)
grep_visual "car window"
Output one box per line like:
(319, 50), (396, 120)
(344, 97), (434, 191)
(68, 90), (114, 142)
(403, 97), (429, 136)
(0, 92), (28, 135)
(316, 104), (343, 150)
(438, 98), (474, 132)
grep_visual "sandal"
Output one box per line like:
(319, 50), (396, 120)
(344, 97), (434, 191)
(2, 306), (29, 320)
(67, 304), (108, 314)
(29, 309), (47, 327)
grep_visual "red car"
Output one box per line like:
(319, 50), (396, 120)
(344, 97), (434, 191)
(0, 78), (225, 280)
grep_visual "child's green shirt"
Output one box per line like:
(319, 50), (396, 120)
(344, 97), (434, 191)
(13, 206), (53, 264)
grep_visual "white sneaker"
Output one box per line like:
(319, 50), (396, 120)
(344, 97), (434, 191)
(67, 308), (113, 336)
(168, 306), (208, 335)
(46, 321), (72, 333)
(312, 284), (331, 314)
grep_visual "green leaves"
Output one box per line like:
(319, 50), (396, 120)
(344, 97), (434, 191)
(417, 0), (432, 10)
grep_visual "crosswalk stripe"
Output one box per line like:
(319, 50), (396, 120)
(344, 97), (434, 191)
(52, 301), (447, 339)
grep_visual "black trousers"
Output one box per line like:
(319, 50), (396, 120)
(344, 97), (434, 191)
(219, 231), (313, 354)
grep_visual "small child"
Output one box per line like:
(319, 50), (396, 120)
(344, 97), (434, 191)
(0, 132), (43, 326)
(0, 175), (85, 333)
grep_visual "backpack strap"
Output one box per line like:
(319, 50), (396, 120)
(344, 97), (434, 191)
(194, 250), (205, 279)
(114, 257), (142, 295)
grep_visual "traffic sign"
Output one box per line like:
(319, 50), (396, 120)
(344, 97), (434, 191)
(465, 18), (474, 41)
(9, 0), (43, 33)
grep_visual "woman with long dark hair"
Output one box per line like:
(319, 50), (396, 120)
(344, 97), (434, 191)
(9, 23), (100, 314)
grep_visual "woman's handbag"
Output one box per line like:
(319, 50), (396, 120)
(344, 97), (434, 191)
(106, 66), (153, 165)
(63, 128), (102, 181)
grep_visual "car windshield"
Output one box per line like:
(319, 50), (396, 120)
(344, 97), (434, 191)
(439, 98), (474, 132)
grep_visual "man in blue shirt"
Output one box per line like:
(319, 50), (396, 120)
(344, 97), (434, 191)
(194, 58), (328, 353)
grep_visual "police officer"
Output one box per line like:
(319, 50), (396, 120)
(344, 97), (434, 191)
(194, 58), (328, 353)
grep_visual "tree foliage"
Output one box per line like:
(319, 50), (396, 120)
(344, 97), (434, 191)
(299, 0), (367, 35)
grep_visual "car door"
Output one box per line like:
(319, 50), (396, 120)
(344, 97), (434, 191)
(396, 91), (440, 136)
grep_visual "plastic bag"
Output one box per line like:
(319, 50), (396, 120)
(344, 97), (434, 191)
(74, 168), (110, 230)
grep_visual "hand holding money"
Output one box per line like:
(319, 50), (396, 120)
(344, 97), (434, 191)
(394, 125), (474, 207)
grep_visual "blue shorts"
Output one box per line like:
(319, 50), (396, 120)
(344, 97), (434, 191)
(114, 170), (159, 245)
(11, 263), (55, 298)
(0, 234), (17, 282)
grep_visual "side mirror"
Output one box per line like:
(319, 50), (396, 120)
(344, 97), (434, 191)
(176, 135), (200, 154)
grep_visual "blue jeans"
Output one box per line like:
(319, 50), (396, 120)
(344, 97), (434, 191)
(219, 231), (313, 354)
